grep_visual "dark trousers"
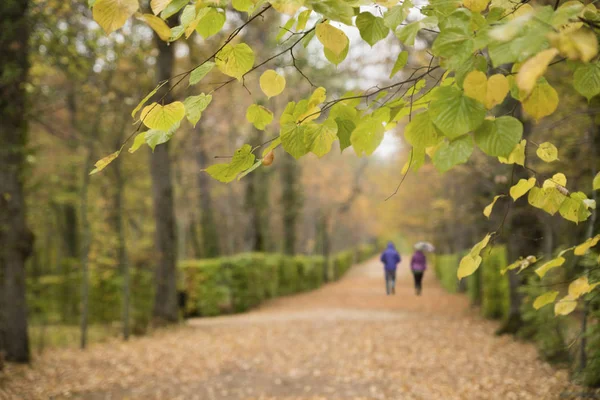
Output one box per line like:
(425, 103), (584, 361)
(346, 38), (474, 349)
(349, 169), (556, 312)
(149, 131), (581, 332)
(385, 269), (396, 295)
(413, 271), (424, 294)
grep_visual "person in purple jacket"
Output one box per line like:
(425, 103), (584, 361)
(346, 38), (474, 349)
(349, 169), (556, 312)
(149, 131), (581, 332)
(410, 250), (427, 295)
(380, 242), (401, 295)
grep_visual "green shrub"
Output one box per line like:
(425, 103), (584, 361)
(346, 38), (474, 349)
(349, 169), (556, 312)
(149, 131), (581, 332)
(180, 259), (231, 317)
(519, 283), (570, 363)
(356, 243), (375, 262)
(278, 255), (299, 295)
(480, 246), (510, 320)
(333, 250), (354, 279)
(434, 254), (459, 293)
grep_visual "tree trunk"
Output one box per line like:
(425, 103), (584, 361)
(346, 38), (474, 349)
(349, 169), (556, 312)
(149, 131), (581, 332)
(497, 105), (532, 335)
(196, 128), (220, 257)
(79, 146), (93, 349)
(150, 33), (178, 324)
(0, 0), (33, 363)
(281, 152), (302, 255)
(112, 155), (130, 340)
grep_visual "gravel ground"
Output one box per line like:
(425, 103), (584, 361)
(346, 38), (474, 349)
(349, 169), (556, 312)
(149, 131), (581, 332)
(0, 258), (580, 400)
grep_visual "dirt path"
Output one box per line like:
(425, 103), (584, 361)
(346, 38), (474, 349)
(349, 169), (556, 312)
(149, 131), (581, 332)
(1, 258), (571, 399)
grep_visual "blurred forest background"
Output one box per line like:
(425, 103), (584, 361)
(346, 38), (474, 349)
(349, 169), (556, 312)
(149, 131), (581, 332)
(1, 0), (600, 388)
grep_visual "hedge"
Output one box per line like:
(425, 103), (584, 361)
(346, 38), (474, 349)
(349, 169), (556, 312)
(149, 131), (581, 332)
(433, 246), (509, 319)
(28, 245), (373, 330)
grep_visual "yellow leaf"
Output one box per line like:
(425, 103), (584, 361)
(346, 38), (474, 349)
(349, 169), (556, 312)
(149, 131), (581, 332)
(533, 291), (559, 310)
(457, 254), (483, 279)
(463, 0), (490, 13)
(259, 69), (286, 98)
(498, 139), (526, 165)
(536, 142), (558, 162)
(470, 233), (492, 258)
(574, 235), (600, 255)
(568, 276), (593, 298)
(92, 0), (139, 35)
(140, 101), (186, 131)
(483, 195), (504, 218)
(516, 49), (558, 96)
(151, 0), (172, 15)
(543, 173), (567, 189)
(316, 23), (349, 57)
(140, 14), (172, 41)
(215, 43), (255, 81)
(486, 74), (509, 109)
(510, 177), (536, 201)
(594, 172), (600, 190)
(270, 0), (303, 15)
(549, 26), (598, 62)
(555, 294), (577, 316)
(463, 71), (487, 104)
(535, 256), (565, 278)
(522, 80), (559, 121)
(90, 151), (121, 175)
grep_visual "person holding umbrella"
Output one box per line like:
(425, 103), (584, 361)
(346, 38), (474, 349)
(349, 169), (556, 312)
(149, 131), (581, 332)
(411, 242), (434, 295)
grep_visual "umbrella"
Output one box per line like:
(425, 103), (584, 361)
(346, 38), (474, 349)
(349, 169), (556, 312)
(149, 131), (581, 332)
(414, 241), (435, 252)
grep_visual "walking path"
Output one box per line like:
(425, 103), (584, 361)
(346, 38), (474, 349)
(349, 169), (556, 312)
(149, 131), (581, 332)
(1, 258), (572, 399)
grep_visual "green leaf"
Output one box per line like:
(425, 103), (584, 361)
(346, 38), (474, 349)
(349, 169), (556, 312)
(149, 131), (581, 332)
(304, 119), (338, 157)
(351, 116), (385, 156)
(535, 256), (565, 278)
(215, 43), (255, 81)
(189, 62), (215, 86)
(145, 122), (180, 152)
(281, 123), (308, 159)
(296, 9), (311, 31)
(335, 118), (355, 152)
(536, 142), (558, 162)
(316, 22), (349, 57)
(128, 132), (147, 153)
(90, 150), (121, 175)
(324, 41), (349, 65)
(390, 51), (409, 79)
(395, 17), (438, 46)
(356, 12), (390, 46)
(429, 86), (486, 140)
(404, 112), (441, 149)
(432, 28), (474, 69)
(236, 160), (262, 181)
(276, 17), (295, 41)
(308, 0), (354, 25)
(131, 81), (167, 118)
(384, 1), (412, 30)
(160, 0), (187, 19)
(533, 291), (559, 310)
(509, 177), (536, 201)
(205, 144), (256, 183)
(559, 195), (591, 223)
(140, 101), (185, 131)
(92, 0), (138, 34)
(432, 135), (474, 173)
(232, 0), (253, 12)
(262, 137), (281, 158)
(196, 8), (226, 38)
(246, 104), (274, 130)
(474, 116), (523, 157)
(574, 62), (600, 101)
(183, 94), (212, 127)
(259, 69), (286, 98)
